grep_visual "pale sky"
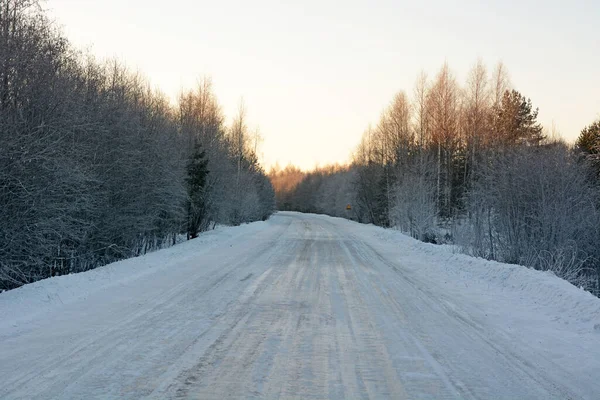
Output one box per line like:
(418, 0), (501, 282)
(47, 0), (600, 171)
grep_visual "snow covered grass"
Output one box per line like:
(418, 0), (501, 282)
(0, 221), (270, 329)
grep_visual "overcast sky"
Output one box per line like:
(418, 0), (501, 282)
(48, 0), (600, 170)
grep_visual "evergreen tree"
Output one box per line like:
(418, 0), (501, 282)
(374, 164), (392, 227)
(186, 143), (209, 239)
(493, 90), (544, 146)
(576, 119), (600, 177)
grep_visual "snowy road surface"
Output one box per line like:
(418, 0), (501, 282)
(1, 212), (600, 399)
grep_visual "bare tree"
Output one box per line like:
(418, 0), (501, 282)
(427, 62), (462, 218)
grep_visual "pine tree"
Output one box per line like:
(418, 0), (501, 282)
(493, 90), (544, 146)
(186, 143), (209, 239)
(576, 119), (600, 177)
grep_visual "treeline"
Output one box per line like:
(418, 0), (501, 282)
(275, 61), (600, 295)
(0, 0), (274, 290)
(270, 164), (355, 217)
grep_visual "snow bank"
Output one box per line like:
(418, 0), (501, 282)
(0, 221), (269, 328)
(367, 224), (600, 333)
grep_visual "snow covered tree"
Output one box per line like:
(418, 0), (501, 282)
(0, 1), (274, 290)
(275, 59), (600, 296)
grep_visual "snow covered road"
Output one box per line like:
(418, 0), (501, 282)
(1, 212), (600, 399)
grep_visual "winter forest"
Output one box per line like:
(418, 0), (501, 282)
(0, 0), (275, 290)
(271, 62), (600, 296)
(2, 0), (600, 300)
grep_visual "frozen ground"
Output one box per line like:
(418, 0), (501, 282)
(1, 212), (599, 399)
